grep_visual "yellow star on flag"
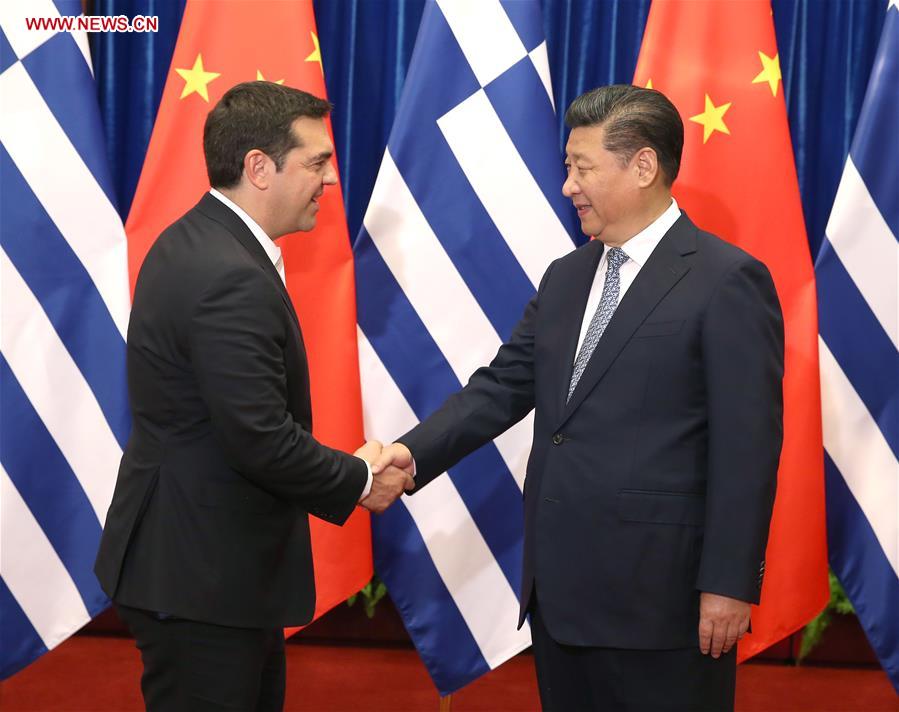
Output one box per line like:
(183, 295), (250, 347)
(305, 31), (323, 75)
(752, 51), (782, 97)
(256, 70), (285, 85)
(645, 78), (654, 89)
(175, 54), (220, 102)
(689, 94), (732, 144)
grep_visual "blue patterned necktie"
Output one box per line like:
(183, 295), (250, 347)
(567, 246), (629, 402)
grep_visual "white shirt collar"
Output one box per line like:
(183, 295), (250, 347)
(613, 198), (681, 267)
(209, 188), (282, 269)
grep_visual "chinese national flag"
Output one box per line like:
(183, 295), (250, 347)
(125, 1), (372, 629)
(634, 0), (829, 660)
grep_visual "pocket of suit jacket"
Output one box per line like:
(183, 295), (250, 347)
(197, 480), (278, 514)
(631, 320), (685, 339)
(616, 489), (704, 526)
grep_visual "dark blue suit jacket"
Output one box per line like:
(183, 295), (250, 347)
(399, 212), (783, 649)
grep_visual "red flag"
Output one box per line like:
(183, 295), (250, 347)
(125, 0), (372, 628)
(634, 0), (828, 659)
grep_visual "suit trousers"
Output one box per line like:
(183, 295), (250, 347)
(116, 604), (286, 712)
(529, 596), (736, 712)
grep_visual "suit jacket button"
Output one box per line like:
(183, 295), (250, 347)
(552, 434), (563, 445)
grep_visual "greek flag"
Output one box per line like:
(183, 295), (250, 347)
(815, 0), (899, 693)
(354, 0), (576, 694)
(0, 1), (130, 679)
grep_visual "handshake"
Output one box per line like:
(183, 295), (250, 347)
(354, 441), (415, 514)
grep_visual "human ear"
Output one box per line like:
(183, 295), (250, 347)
(634, 147), (659, 187)
(243, 150), (271, 190)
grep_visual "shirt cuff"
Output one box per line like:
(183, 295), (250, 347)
(358, 457), (373, 502)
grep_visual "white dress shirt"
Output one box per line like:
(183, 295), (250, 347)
(208, 190), (373, 500)
(573, 199), (682, 362)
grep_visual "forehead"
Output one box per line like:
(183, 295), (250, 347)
(290, 116), (333, 155)
(565, 123), (607, 157)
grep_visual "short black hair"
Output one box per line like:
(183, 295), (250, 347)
(565, 84), (683, 185)
(203, 81), (332, 189)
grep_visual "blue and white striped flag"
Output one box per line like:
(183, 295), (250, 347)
(0, 1), (130, 679)
(354, 0), (576, 694)
(815, 0), (899, 693)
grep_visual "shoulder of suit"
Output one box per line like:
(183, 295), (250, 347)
(692, 226), (766, 271)
(556, 238), (601, 267)
(137, 202), (276, 309)
(534, 238), (599, 291)
(148, 202), (258, 271)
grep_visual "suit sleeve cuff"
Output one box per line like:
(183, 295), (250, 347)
(357, 458), (373, 502)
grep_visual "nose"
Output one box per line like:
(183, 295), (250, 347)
(323, 160), (338, 186)
(562, 172), (578, 197)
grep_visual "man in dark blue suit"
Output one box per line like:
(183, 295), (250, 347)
(373, 85), (783, 710)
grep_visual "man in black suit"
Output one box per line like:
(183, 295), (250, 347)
(95, 82), (411, 711)
(372, 85), (783, 710)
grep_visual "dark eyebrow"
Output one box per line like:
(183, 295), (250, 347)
(306, 150), (332, 164)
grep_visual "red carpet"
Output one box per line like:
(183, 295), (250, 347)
(1, 635), (896, 711)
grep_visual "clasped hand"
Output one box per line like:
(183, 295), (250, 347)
(354, 441), (415, 514)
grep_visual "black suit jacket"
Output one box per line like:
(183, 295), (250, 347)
(400, 213), (784, 649)
(95, 193), (367, 628)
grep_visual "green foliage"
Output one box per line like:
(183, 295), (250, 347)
(347, 576), (388, 619)
(798, 571), (855, 662)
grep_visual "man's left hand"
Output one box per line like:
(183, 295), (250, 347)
(359, 467), (414, 514)
(698, 592), (750, 658)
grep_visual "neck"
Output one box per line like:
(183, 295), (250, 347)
(601, 192), (672, 248)
(217, 186), (277, 240)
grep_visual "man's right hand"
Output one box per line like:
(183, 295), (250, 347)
(371, 443), (415, 477)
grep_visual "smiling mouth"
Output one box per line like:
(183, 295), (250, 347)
(574, 204), (590, 215)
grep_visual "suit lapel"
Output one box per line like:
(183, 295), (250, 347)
(551, 239), (604, 418)
(555, 214), (697, 429)
(195, 193), (301, 329)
